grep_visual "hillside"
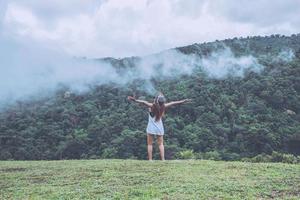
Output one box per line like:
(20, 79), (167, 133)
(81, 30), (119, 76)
(0, 34), (300, 160)
(0, 159), (299, 199)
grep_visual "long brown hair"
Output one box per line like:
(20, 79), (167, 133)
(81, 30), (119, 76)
(151, 94), (166, 121)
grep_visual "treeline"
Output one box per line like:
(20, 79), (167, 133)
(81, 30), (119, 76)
(0, 34), (299, 161)
(176, 150), (300, 164)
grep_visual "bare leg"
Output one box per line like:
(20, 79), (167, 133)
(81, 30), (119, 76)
(147, 134), (153, 160)
(157, 135), (165, 161)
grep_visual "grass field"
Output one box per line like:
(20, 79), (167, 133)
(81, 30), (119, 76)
(0, 159), (299, 200)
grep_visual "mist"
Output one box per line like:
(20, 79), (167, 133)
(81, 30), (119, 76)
(277, 49), (295, 62)
(131, 47), (264, 93)
(0, 37), (119, 108)
(0, 34), (267, 109)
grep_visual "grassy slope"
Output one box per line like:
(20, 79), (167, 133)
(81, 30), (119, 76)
(0, 159), (299, 200)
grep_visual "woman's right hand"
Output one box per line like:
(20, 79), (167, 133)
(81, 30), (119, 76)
(183, 99), (192, 103)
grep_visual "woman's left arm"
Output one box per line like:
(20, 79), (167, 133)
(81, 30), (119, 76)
(128, 96), (153, 107)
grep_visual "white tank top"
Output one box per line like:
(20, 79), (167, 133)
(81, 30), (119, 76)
(146, 113), (164, 135)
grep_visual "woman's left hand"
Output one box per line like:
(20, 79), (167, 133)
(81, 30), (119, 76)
(127, 96), (136, 101)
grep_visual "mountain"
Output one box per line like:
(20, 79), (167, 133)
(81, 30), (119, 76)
(0, 34), (300, 160)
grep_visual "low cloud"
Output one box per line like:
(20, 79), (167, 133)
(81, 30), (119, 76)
(276, 49), (295, 63)
(0, 35), (265, 109)
(200, 47), (263, 78)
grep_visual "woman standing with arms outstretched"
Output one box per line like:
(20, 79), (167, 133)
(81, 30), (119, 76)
(128, 93), (191, 161)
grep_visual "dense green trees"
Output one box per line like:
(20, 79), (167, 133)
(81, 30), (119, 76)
(0, 34), (299, 161)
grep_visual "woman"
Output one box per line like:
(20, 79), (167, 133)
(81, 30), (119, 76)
(128, 93), (191, 161)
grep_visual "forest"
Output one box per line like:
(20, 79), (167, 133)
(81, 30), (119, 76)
(0, 34), (299, 162)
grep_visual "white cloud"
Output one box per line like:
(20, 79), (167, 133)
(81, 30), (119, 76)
(1, 0), (300, 58)
(210, 0), (300, 26)
(2, 0), (300, 107)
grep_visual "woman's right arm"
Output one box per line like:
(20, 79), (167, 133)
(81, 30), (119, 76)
(165, 99), (192, 108)
(128, 96), (152, 108)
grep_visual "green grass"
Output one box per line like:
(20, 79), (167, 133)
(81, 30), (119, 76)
(0, 159), (299, 200)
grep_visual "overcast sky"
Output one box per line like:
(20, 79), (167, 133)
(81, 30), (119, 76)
(1, 0), (300, 58)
